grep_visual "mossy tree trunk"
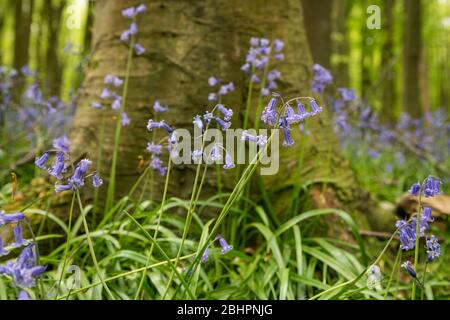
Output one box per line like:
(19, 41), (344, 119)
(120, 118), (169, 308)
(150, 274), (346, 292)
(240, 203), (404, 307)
(70, 0), (389, 231)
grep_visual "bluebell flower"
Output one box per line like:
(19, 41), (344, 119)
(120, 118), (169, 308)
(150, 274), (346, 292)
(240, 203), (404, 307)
(267, 70), (281, 82)
(100, 88), (112, 99)
(201, 247), (209, 264)
(121, 112), (131, 126)
(251, 74), (260, 84)
(91, 102), (103, 109)
(426, 235), (441, 262)
(150, 156), (167, 176)
(241, 63), (251, 74)
(241, 131), (267, 147)
(224, 153), (235, 170)
(136, 4), (147, 14)
(217, 235), (233, 254)
(55, 184), (73, 194)
(423, 176), (441, 198)
(274, 53), (284, 61)
(112, 96), (122, 110)
(297, 102), (311, 121)
(193, 115), (204, 130)
(401, 261), (417, 278)
(153, 101), (169, 113)
(261, 88), (270, 97)
(147, 142), (163, 155)
(250, 37), (259, 47)
(216, 104), (233, 121)
(147, 120), (173, 133)
(311, 64), (333, 93)
(192, 150), (204, 162)
(273, 39), (284, 52)
(48, 152), (66, 180)
(396, 220), (416, 251)
(338, 88), (356, 102)
(120, 30), (131, 42)
(0, 211), (25, 226)
(92, 173), (103, 188)
(21, 65), (34, 77)
(35, 152), (50, 170)
(53, 135), (70, 153)
(208, 77), (219, 87)
(104, 75), (123, 87)
(209, 145), (222, 162)
(129, 23), (138, 35)
(214, 117), (231, 130)
(18, 291), (30, 300)
(279, 116), (294, 146)
(134, 43), (145, 56)
(208, 93), (218, 102)
(122, 7), (137, 19)
(310, 99), (323, 116)
(13, 225), (27, 247)
(69, 159), (92, 188)
(261, 97), (278, 126)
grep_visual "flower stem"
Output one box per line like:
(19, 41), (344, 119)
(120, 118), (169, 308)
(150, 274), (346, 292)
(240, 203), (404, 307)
(76, 190), (115, 300)
(411, 190), (423, 300)
(105, 32), (136, 212)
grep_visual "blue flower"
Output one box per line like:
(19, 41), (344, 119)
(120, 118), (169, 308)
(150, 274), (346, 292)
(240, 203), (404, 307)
(426, 235), (441, 262)
(18, 291), (30, 300)
(310, 99), (323, 116)
(396, 220), (416, 251)
(217, 235), (233, 254)
(69, 159), (92, 188)
(224, 153), (235, 170)
(104, 75), (123, 87)
(208, 77), (219, 87)
(193, 115), (204, 130)
(147, 120), (173, 133)
(401, 261), (417, 278)
(92, 173), (103, 188)
(311, 64), (333, 93)
(121, 112), (131, 126)
(214, 117), (231, 130)
(147, 142), (163, 155)
(150, 156), (167, 176)
(13, 225), (27, 247)
(100, 88), (112, 99)
(209, 145), (222, 162)
(408, 183), (421, 196)
(35, 152), (50, 170)
(0, 211), (25, 226)
(153, 101), (169, 113)
(53, 135), (70, 153)
(134, 43), (145, 56)
(273, 39), (284, 52)
(279, 116), (294, 146)
(423, 176), (441, 198)
(216, 104), (233, 121)
(55, 184), (73, 194)
(261, 97), (278, 126)
(208, 93), (218, 102)
(338, 88), (356, 102)
(297, 102), (311, 121)
(48, 152), (66, 180)
(201, 247), (209, 264)
(91, 102), (103, 109)
(192, 150), (204, 162)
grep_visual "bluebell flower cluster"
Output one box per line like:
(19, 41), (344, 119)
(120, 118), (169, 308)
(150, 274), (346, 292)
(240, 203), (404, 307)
(191, 103), (236, 169)
(146, 101), (173, 176)
(0, 210), (45, 299)
(121, 4), (147, 56)
(259, 95), (323, 147)
(310, 64), (333, 93)
(91, 74), (131, 127)
(35, 145), (102, 193)
(207, 76), (235, 103)
(396, 180), (441, 268)
(401, 261), (417, 278)
(241, 37), (284, 97)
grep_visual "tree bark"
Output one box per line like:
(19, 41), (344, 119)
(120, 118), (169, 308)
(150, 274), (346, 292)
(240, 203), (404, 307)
(332, 0), (350, 87)
(381, 0), (397, 122)
(44, 0), (65, 97)
(403, 0), (422, 118)
(301, 0), (333, 68)
(69, 0), (389, 230)
(13, 0), (34, 71)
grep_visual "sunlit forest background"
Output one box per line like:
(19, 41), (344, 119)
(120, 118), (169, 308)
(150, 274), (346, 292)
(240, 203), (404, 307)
(0, 0), (449, 300)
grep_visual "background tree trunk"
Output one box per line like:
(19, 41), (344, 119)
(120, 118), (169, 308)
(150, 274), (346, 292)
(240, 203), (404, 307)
(69, 0), (389, 230)
(332, 0), (350, 87)
(381, 0), (397, 122)
(403, 0), (422, 118)
(13, 0), (34, 71)
(301, 0), (333, 68)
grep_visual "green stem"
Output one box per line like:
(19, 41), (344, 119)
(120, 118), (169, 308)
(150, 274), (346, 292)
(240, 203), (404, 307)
(135, 157), (172, 299)
(412, 190), (423, 300)
(76, 190), (115, 300)
(384, 246), (402, 300)
(105, 32), (136, 212)
(93, 115), (107, 225)
(55, 192), (76, 299)
(420, 261), (428, 300)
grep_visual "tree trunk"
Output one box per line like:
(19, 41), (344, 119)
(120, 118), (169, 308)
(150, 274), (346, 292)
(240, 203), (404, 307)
(69, 0), (389, 230)
(44, 0), (65, 97)
(381, 0), (396, 122)
(332, 0), (350, 87)
(301, 0), (333, 68)
(13, 0), (34, 71)
(403, 0), (422, 118)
